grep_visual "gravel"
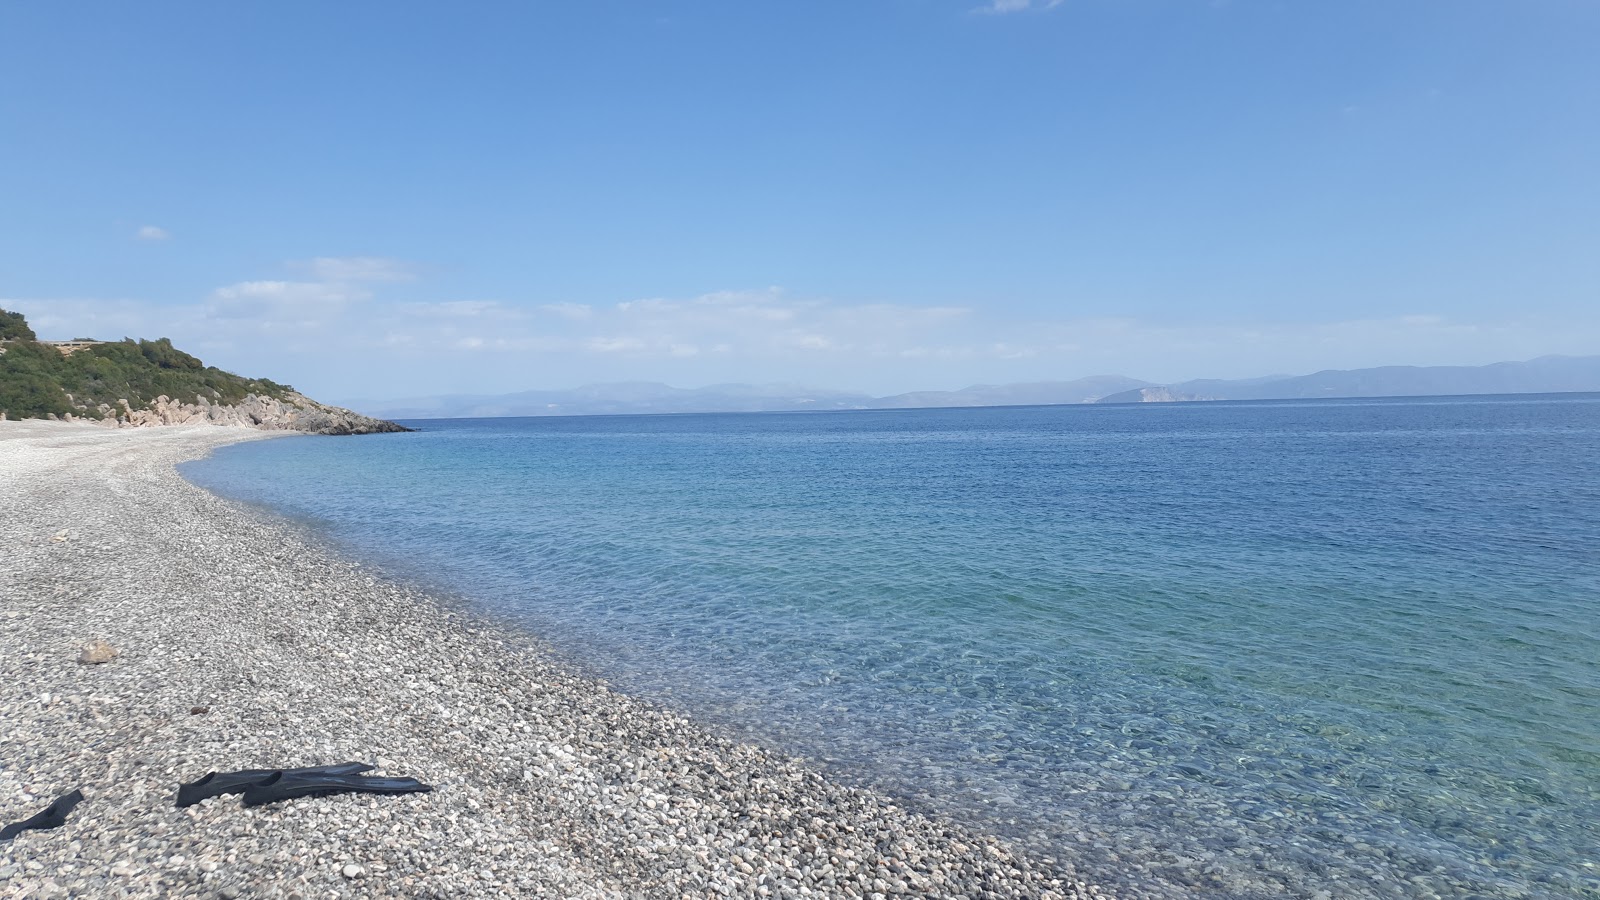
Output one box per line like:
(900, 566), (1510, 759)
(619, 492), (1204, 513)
(0, 421), (1126, 899)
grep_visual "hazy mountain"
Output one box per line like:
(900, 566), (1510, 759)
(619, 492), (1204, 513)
(351, 356), (1600, 420)
(354, 376), (1150, 419)
(872, 376), (1152, 409)
(1095, 355), (1600, 403)
(356, 382), (878, 418)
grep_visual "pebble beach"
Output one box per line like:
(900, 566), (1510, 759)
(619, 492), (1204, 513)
(0, 421), (1112, 899)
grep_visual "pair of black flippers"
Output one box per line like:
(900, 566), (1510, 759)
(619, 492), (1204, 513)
(175, 761), (432, 808)
(0, 763), (430, 843)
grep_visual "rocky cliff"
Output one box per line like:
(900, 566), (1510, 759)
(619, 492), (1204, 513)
(62, 392), (411, 435)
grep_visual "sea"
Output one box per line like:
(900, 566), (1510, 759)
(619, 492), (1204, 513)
(180, 394), (1600, 900)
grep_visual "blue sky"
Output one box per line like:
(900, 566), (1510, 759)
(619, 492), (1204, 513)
(3, 0), (1597, 403)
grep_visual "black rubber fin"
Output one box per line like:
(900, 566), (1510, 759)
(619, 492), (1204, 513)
(240, 772), (433, 808)
(0, 789), (85, 842)
(175, 762), (374, 808)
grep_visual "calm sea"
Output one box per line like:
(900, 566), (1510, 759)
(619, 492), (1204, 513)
(182, 395), (1600, 900)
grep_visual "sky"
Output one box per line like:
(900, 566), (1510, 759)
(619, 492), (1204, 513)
(2, 0), (1598, 404)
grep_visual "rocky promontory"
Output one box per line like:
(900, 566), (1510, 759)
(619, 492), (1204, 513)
(0, 307), (410, 435)
(100, 391), (411, 435)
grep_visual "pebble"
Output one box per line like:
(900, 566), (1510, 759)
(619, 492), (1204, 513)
(77, 638), (118, 665)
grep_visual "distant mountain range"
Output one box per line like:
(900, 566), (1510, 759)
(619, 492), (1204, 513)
(353, 355), (1600, 419)
(354, 375), (1151, 419)
(1094, 355), (1600, 403)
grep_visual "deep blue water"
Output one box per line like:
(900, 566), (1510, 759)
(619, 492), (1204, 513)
(182, 396), (1600, 899)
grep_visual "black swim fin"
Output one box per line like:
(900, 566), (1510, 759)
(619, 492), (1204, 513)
(0, 789), (85, 842)
(240, 771), (433, 808)
(175, 762), (374, 808)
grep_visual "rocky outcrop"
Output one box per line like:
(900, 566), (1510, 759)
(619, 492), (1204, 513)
(80, 392), (410, 435)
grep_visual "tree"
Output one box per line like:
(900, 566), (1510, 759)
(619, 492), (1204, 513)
(0, 308), (36, 341)
(138, 337), (203, 370)
(0, 341), (73, 418)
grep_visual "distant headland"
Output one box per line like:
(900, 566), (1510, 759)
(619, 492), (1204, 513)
(0, 308), (407, 435)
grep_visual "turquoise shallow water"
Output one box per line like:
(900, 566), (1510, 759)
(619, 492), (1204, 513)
(183, 395), (1600, 899)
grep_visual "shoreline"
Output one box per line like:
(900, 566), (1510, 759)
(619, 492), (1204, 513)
(0, 421), (1112, 899)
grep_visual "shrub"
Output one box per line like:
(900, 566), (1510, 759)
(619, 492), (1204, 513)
(0, 308), (36, 341)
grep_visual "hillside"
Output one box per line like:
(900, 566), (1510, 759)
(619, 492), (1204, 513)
(352, 356), (1600, 420)
(355, 376), (1153, 419)
(870, 376), (1151, 410)
(1095, 356), (1600, 403)
(0, 309), (407, 435)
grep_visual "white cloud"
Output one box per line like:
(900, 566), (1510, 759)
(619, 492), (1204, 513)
(210, 280), (357, 303)
(588, 336), (648, 353)
(790, 333), (836, 351)
(524, 289), (977, 363)
(994, 343), (1038, 359)
(899, 346), (977, 360)
(976, 0), (1063, 14)
(135, 225), (170, 241)
(400, 300), (518, 319)
(9, 276), (1596, 402)
(176, 256), (429, 336)
(540, 302), (594, 320)
(297, 256), (417, 283)
(2, 297), (188, 340)
(207, 280), (366, 320)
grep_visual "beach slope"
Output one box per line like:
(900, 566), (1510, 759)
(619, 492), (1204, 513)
(0, 422), (1103, 899)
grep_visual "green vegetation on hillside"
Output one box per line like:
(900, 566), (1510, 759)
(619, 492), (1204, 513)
(0, 309), (35, 341)
(0, 309), (294, 421)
